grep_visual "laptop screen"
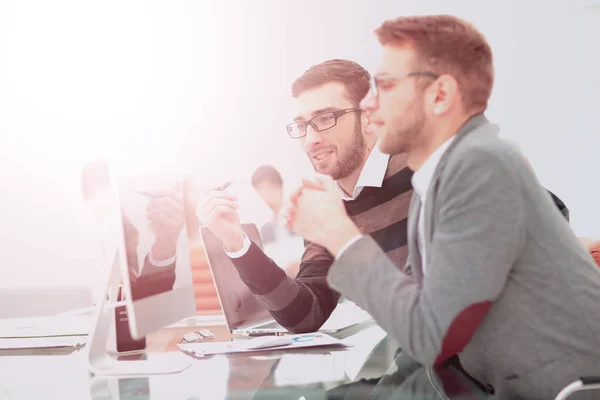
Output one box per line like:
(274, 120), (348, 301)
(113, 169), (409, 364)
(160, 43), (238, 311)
(201, 224), (273, 331)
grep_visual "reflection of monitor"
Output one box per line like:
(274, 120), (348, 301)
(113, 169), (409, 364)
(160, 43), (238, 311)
(115, 171), (196, 340)
(85, 160), (195, 375)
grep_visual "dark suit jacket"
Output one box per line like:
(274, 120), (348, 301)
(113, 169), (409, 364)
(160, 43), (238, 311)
(128, 254), (176, 300)
(122, 216), (176, 300)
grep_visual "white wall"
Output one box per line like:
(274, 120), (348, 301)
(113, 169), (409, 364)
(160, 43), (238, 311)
(194, 0), (600, 237)
(1, 1), (598, 295)
(0, 151), (105, 289)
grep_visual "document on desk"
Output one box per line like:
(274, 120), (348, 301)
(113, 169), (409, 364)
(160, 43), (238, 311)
(0, 315), (92, 338)
(0, 336), (87, 350)
(177, 333), (344, 358)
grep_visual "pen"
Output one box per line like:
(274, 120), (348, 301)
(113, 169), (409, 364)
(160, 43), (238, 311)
(218, 181), (233, 191)
(135, 190), (159, 199)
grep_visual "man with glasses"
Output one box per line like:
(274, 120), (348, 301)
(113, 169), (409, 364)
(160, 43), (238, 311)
(286, 15), (600, 399)
(199, 59), (413, 333)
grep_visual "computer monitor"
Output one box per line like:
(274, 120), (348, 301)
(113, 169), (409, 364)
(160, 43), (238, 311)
(113, 166), (196, 339)
(83, 159), (196, 375)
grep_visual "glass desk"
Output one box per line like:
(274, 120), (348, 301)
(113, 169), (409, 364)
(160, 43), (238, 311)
(0, 321), (487, 399)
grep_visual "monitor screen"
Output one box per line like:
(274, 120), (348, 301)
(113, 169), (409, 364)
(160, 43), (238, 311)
(81, 159), (195, 339)
(117, 173), (192, 301)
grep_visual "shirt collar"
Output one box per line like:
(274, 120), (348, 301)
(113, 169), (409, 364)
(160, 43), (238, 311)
(337, 143), (391, 201)
(411, 136), (457, 200)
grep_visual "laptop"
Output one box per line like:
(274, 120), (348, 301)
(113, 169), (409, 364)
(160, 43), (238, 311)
(200, 224), (372, 336)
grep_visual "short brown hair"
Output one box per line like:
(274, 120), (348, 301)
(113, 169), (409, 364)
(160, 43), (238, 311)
(291, 59), (370, 106)
(375, 15), (494, 112)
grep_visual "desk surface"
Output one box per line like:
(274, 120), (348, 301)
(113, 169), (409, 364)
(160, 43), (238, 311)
(0, 320), (486, 399)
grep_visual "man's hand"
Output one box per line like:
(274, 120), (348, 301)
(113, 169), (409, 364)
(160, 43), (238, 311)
(147, 189), (185, 261)
(122, 212), (140, 257)
(285, 174), (360, 256)
(198, 185), (245, 252)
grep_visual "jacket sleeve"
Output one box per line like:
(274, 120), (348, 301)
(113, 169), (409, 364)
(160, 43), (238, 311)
(130, 255), (176, 300)
(327, 146), (525, 365)
(231, 239), (340, 333)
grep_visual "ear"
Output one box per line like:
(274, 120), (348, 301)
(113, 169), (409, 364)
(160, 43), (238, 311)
(427, 74), (460, 116)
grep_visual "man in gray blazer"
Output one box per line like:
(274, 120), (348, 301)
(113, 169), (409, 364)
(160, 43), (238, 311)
(285, 15), (600, 400)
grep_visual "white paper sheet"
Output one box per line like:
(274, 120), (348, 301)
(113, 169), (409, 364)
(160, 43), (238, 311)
(0, 315), (93, 338)
(0, 336), (87, 350)
(177, 332), (344, 358)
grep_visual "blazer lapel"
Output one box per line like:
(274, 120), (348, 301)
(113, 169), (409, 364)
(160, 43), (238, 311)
(407, 193), (424, 281)
(424, 113), (500, 245)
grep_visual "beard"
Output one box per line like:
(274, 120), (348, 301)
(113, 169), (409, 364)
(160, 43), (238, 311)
(381, 96), (427, 155)
(311, 119), (367, 180)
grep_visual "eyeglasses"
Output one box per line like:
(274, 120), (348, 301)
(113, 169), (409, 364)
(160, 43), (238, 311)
(286, 108), (359, 139)
(369, 72), (439, 98)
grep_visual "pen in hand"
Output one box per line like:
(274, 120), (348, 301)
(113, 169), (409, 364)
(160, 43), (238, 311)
(135, 190), (159, 200)
(217, 181), (233, 192)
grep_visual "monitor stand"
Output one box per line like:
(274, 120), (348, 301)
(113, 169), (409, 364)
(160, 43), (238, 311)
(87, 250), (192, 376)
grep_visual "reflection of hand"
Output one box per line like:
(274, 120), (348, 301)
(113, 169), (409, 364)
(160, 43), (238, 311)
(285, 174), (360, 256)
(198, 186), (245, 252)
(122, 212), (141, 278)
(146, 189), (184, 261)
(122, 212), (139, 256)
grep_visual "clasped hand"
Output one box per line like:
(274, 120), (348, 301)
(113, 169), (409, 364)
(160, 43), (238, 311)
(282, 174), (360, 256)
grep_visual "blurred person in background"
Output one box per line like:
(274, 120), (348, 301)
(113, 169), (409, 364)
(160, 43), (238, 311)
(251, 165), (302, 276)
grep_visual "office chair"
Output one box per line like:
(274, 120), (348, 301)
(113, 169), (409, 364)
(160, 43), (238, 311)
(554, 377), (600, 400)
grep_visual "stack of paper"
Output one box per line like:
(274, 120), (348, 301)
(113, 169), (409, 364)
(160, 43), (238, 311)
(0, 314), (92, 350)
(0, 336), (87, 350)
(0, 315), (92, 338)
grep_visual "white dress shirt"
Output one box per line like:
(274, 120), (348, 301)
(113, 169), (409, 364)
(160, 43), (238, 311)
(337, 136), (457, 271)
(227, 145), (390, 258)
(410, 136), (456, 275)
(148, 251), (177, 267)
(336, 144), (390, 201)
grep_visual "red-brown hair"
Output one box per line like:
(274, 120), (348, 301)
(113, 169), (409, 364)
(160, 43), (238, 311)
(291, 59), (370, 107)
(376, 15), (494, 112)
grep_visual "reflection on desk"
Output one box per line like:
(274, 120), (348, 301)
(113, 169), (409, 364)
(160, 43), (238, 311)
(0, 320), (486, 400)
(324, 351), (486, 400)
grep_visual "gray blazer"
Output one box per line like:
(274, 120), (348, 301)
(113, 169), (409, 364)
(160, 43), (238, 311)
(327, 114), (600, 400)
